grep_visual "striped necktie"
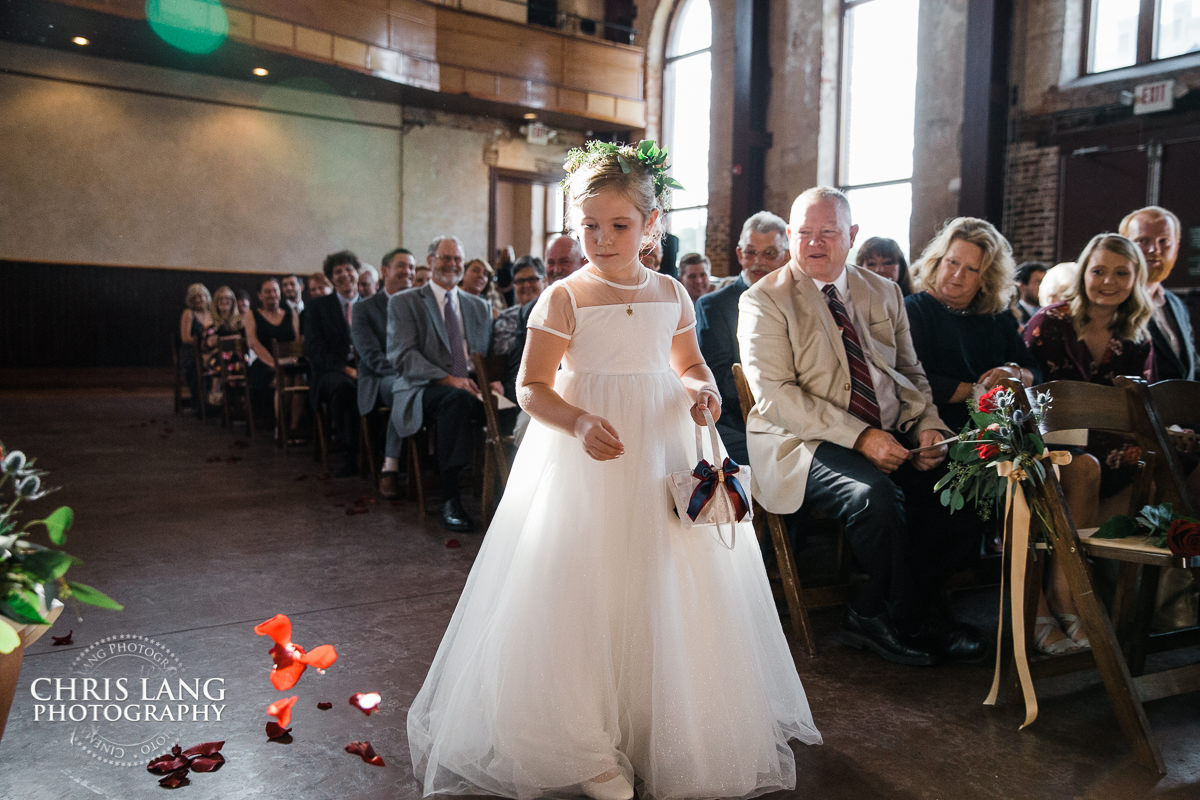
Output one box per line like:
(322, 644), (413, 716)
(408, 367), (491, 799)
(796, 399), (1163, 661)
(822, 284), (882, 429)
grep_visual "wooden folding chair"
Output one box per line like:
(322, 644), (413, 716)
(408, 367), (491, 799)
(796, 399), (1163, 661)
(273, 340), (309, 453)
(472, 351), (515, 527)
(731, 363), (815, 657)
(218, 335), (253, 439)
(171, 332), (186, 414)
(998, 378), (1200, 774)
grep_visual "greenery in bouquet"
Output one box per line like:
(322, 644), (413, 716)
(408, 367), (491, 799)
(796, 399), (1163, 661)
(1094, 502), (1200, 557)
(934, 385), (1053, 519)
(0, 441), (121, 654)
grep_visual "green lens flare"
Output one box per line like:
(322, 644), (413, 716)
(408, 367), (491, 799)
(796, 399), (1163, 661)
(146, 0), (229, 55)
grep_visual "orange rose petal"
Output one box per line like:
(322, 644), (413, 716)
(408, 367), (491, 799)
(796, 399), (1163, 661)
(266, 696), (298, 728)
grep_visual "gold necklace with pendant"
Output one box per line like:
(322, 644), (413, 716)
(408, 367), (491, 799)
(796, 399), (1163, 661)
(592, 267), (648, 317)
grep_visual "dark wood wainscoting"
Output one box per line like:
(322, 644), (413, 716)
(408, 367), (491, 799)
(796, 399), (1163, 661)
(0, 260), (278, 374)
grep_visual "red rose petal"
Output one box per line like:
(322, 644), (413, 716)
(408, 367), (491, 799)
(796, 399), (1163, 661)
(189, 753), (225, 772)
(345, 740), (385, 766)
(147, 753), (190, 774)
(267, 696), (298, 728)
(317, 701), (333, 710)
(349, 692), (381, 715)
(445, 538), (461, 548)
(265, 722), (292, 740)
(181, 741), (225, 758)
(158, 770), (190, 788)
(345, 507), (368, 515)
(51, 630), (73, 645)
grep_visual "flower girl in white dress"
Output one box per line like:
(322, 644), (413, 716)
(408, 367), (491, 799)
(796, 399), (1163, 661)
(407, 141), (821, 800)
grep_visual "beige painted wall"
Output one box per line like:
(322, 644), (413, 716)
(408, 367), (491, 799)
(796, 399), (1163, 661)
(0, 42), (405, 272)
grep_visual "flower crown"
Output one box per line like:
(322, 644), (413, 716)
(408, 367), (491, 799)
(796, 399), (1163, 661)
(562, 139), (685, 208)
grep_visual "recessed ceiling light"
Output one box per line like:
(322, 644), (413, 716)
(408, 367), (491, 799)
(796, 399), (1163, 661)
(253, 67), (269, 77)
(523, 112), (537, 120)
(72, 36), (89, 46)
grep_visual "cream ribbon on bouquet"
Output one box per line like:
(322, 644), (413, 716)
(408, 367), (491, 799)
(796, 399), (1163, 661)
(982, 449), (1072, 729)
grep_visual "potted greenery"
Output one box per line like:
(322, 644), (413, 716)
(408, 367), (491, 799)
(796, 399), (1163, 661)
(1, 441), (121, 741)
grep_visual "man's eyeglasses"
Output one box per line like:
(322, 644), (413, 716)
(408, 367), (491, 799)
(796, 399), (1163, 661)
(741, 248), (781, 261)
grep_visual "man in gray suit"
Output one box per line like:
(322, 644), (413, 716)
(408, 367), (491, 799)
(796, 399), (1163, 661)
(351, 247), (415, 499)
(739, 186), (982, 666)
(695, 210), (789, 464)
(387, 235), (492, 532)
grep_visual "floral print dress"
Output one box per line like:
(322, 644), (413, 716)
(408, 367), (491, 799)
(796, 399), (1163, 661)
(1023, 302), (1156, 495)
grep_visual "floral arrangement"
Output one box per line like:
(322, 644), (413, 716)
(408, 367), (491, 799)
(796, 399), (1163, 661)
(1093, 502), (1200, 557)
(562, 139), (684, 205)
(0, 442), (121, 654)
(934, 385), (1053, 519)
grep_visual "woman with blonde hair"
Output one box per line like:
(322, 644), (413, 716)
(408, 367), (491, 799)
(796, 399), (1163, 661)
(904, 216), (1039, 431)
(200, 285), (246, 404)
(1022, 233), (1155, 653)
(179, 283), (212, 415)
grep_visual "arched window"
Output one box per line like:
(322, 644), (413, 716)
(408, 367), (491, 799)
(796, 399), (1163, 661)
(839, 0), (919, 259)
(662, 0), (711, 257)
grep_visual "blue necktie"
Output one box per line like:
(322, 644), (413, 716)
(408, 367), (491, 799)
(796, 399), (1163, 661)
(443, 293), (469, 378)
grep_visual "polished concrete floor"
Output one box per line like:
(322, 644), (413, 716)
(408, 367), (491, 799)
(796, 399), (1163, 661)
(1, 389), (1198, 800)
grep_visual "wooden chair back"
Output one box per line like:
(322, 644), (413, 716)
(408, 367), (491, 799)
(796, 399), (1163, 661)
(217, 335), (253, 438)
(273, 339), (310, 453)
(472, 351), (514, 526)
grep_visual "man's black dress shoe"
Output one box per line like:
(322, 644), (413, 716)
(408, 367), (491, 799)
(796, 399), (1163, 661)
(923, 619), (988, 664)
(440, 498), (474, 533)
(839, 607), (936, 666)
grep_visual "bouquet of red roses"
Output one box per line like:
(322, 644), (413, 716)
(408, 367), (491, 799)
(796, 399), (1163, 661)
(933, 385), (1052, 519)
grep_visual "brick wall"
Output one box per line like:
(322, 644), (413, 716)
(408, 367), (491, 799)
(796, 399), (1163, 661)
(1001, 141), (1060, 263)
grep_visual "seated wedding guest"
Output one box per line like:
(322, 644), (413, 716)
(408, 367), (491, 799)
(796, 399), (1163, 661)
(640, 239), (663, 272)
(245, 277), (300, 429)
(1014, 261), (1047, 326)
(281, 273), (305, 314)
(696, 210), (789, 465)
(544, 232), (585, 284)
(304, 250), (362, 478)
(492, 256), (545, 358)
(357, 265), (380, 300)
(857, 236), (913, 295)
(413, 263), (432, 288)
(461, 257), (506, 319)
(200, 285), (247, 403)
(904, 217), (1039, 432)
(352, 247), (414, 499)
(1024, 233), (1155, 492)
(1038, 262), (1076, 307)
(1022, 233), (1154, 652)
(307, 271), (333, 299)
(1120, 205), (1196, 380)
(679, 253), (712, 303)
(739, 187), (982, 666)
(388, 234), (492, 532)
(179, 283), (212, 415)
(235, 289), (252, 316)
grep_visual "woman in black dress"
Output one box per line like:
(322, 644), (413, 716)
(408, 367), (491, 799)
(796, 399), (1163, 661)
(244, 277), (299, 428)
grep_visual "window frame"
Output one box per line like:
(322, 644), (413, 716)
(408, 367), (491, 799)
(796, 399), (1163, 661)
(1083, 0), (1198, 74)
(661, 0), (711, 257)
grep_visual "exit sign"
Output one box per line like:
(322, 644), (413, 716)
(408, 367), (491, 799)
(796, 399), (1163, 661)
(1133, 79), (1174, 115)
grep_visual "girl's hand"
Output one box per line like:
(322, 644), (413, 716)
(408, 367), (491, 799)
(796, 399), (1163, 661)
(690, 386), (722, 426)
(574, 414), (623, 461)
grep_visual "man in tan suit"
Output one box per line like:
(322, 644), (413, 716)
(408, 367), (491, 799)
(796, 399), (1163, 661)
(738, 186), (983, 666)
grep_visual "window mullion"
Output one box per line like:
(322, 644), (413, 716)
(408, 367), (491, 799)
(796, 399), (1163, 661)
(1137, 0), (1156, 62)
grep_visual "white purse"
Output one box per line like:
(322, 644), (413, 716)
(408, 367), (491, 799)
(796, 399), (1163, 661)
(667, 407), (753, 549)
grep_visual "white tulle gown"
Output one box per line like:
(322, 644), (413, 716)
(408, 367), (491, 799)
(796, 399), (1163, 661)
(407, 268), (821, 800)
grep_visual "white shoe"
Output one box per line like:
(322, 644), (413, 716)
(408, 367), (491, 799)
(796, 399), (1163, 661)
(1034, 616), (1082, 655)
(580, 770), (634, 800)
(1056, 613), (1091, 649)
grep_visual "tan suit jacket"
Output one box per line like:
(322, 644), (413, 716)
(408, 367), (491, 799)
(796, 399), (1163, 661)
(737, 262), (947, 513)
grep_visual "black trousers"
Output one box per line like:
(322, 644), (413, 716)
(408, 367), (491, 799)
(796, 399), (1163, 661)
(802, 441), (981, 632)
(420, 383), (483, 500)
(312, 371), (358, 454)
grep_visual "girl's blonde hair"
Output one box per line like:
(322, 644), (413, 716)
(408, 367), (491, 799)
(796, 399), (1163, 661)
(911, 217), (1015, 315)
(210, 285), (244, 332)
(563, 142), (667, 251)
(1067, 233), (1153, 343)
